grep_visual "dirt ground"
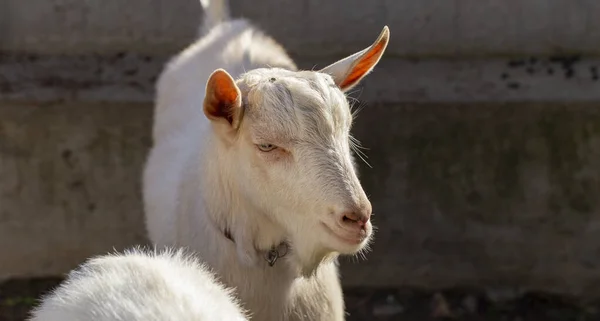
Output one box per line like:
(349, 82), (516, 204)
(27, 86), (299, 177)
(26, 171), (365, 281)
(1, 278), (597, 321)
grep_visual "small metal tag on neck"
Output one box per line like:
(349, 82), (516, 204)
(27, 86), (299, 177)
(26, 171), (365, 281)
(265, 242), (289, 267)
(220, 222), (289, 267)
(266, 249), (279, 267)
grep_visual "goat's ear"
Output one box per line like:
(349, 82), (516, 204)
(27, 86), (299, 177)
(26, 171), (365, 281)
(204, 68), (243, 128)
(320, 26), (390, 92)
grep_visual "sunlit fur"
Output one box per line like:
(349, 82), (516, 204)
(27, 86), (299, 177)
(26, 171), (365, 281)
(29, 248), (248, 321)
(142, 0), (388, 320)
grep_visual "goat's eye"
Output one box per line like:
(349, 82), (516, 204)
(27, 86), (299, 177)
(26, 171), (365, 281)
(256, 143), (277, 152)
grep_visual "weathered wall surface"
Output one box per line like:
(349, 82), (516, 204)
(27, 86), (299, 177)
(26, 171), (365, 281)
(0, 103), (150, 278)
(1, 0), (600, 57)
(347, 103), (600, 297)
(3, 0), (600, 300)
(3, 99), (600, 298)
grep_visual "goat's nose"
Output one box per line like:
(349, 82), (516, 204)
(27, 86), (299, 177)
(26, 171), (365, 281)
(340, 203), (372, 228)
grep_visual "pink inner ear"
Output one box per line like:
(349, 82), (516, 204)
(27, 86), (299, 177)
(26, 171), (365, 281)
(339, 40), (387, 89)
(213, 75), (239, 103)
(205, 71), (240, 124)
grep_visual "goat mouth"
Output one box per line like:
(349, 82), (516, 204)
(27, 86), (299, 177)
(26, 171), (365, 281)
(320, 222), (366, 246)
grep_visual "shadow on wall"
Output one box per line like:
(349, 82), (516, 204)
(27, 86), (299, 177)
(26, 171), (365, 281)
(0, 1), (10, 48)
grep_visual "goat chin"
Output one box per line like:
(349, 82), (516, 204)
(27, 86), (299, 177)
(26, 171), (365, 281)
(29, 248), (249, 321)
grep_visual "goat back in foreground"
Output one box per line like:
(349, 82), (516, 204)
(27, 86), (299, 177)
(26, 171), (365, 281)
(29, 248), (248, 321)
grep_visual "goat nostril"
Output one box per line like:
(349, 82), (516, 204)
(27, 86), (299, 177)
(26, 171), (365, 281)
(342, 214), (356, 223)
(342, 212), (367, 226)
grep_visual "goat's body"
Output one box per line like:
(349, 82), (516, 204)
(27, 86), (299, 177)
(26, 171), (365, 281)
(29, 249), (248, 321)
(143, 14), (345, 321)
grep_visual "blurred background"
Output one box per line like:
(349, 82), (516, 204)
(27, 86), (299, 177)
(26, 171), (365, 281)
(2, 0), (600, 320)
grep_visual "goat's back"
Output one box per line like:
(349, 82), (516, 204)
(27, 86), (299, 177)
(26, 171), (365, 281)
(151, 19), (296, 142)
(29, 248), (248, 321)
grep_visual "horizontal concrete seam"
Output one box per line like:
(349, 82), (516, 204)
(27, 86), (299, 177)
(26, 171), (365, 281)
(3, 54), (600, 103)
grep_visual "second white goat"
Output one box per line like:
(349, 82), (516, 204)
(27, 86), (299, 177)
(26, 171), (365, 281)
(29, 248), (248, 321)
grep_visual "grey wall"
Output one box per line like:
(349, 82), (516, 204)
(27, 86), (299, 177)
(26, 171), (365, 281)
(3, 0), (600, 299)
(1, 0), (600, 57)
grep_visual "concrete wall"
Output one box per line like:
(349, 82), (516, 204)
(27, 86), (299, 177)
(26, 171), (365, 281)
(2, 0), (600, 57)
(3, 0), (600, 299)
(349, 103), (600, 297)
(3, 97), (600, 298)
(0, 102), (149, 278)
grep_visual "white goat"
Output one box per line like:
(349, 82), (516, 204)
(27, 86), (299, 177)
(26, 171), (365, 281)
(143, 0), (390, 320)
(29, 248), (249, 321)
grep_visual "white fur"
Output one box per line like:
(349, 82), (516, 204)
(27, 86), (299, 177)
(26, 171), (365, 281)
(29, 248), (248, 321)
(143, 1), (389, 320)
